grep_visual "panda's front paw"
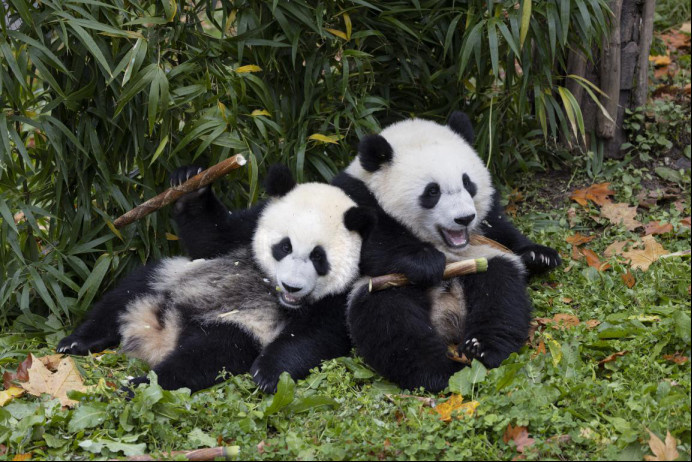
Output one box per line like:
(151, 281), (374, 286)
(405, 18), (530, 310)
(170, 166), (211, 210)
(403, 247), (446, 286)
(250, 357), (282, 394)
(120, 376), (150, 400)
(519, 244), (562, 275)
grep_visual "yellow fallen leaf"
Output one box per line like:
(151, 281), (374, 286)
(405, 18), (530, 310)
(235, 65), (262, 73)
(251, 109), (271, 117)
(600, 202), (642, 231)
(19, 354), (87, 407)
(644, 429), (679, 461)
(648, 55), (671, 67)
(308, 133), (342, 144)
(0, 386), (25, 406)
(543, 332), (562, 367)
(12, 453), (32, 461)
(434, 394), (479, 422)
(165, 232), (179, 241)
(622, 235), (669, 271)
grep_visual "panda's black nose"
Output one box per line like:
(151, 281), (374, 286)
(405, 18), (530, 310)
(454, 214), (475, 226)
(282, 283), (302, 293)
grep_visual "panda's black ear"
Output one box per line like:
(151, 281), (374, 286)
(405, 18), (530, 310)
(447, 111), (475, 145)
(358, 134), (393, 172)
(344, 206), (377, 239)
(264, 164), (296, 197)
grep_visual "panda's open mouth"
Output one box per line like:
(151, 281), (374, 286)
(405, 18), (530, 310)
(278, 292), (304, 309)
(438, 226), (470, 248)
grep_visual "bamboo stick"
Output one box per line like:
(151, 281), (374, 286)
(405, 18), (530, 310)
(368, 257), (488, 292)
(113, 154), (247, 228)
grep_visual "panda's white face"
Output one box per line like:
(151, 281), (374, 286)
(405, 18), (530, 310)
(253, 183), (363, 308)
(347, 118), (494, 255)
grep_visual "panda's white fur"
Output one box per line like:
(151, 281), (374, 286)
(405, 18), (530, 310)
(253, 182), (364, 304)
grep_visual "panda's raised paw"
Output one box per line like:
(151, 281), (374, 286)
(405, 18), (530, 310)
(519, 244), (562, 275)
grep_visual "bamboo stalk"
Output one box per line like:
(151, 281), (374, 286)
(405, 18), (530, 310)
(368, 257), (488, 292)
(597, 0), (623, 139)
(113, 154), (247, 228)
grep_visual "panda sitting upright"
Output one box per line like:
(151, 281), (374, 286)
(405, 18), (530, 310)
(331, 112), (561, 392)
(57, 165), (374, 393)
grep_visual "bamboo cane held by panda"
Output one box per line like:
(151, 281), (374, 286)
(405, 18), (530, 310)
(368, 257), (489, 292)
(113, 154), (247, 228)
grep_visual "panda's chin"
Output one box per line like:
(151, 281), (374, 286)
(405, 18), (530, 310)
(438, 226), (470, 249)
(278, 292), (304, 309)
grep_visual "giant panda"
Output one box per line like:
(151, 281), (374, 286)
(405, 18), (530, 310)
(57, 165), (375, 393)
(329, 112), (561, 392)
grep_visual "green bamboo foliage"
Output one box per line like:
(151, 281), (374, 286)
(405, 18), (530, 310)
(0, 0), (610, 331)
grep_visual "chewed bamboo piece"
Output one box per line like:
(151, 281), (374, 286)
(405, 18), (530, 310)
(468, 234), (513, 253)
(113, 155), (247, 228)
(368, 257), (489, 292)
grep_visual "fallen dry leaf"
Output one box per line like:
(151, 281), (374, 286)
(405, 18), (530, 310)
(644, 221), (673, 235)
(600, 202), (642, 231)
(560, 297), (573, 304)
(535, 314), (580, 330)
(662, 353), (689, 365)
(19, 354), (87, 407)
(582, 248), (611, 271)
(681, 216), (691, 228)
(434, 394), (479, 421)
(604, 240), (629, 257)
(567, 207), (578, 228)
(622, 235), (669, 271)
(621, 271), (636, 288)
(571, 244), (583, 261)
(0, 387), (25, 407)
(570, 183), (614, 207)
(565, 233), (595, 246)
(585, 320), (601, 329)
(649, 55), (672, 67)
(644, 429), (679, 461)
(3, 355), (32, 389)
(598, 351), (628, 367)
(661, 29), (691, 50)
(11, 453), (32, 461)
(503, 424), (536, 453)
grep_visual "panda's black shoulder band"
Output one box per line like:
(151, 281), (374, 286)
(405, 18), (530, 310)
(358, 134), (393, 172)
(446, 111), (475, 145)
(265, 164), (296, 197)
(344, 206), (377, 239)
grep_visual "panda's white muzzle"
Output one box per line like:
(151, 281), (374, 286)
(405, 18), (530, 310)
(275, 257), (318, 309)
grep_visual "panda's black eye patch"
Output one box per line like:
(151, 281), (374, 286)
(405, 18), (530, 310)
(419, 182), (442, 209)
(463, 174), (477, 197)
(310, 246), (330, 276)
(272, 237), (292, 261)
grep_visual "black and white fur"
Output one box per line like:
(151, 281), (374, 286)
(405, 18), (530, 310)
(332, 112), (561, 392)
(57, 166), (374, 393)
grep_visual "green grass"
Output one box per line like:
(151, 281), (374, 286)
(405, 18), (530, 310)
(1, 162), (690, 461)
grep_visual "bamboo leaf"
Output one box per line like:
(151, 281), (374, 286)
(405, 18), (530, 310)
(519, 0), (532, 49)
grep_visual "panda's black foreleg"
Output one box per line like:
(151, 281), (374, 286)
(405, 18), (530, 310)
(57, 264), (158, 356)
(458, 256), (532, 368)
(170, 165), (265, 259)
(480, 192), (561, 276)
(130, 322), (261, 393)
(347, 285), (464, 393)
(251, 295), (351, 393)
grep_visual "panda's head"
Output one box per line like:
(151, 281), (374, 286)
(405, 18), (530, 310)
(253, 165), (375, 309)
(345, 111), (494, 254)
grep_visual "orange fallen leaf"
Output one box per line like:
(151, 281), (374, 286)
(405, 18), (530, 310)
(681, 216), (691, 228)
(532, 340), (547, 357)
(604, 240), (629, 257)
(621, 271), (636, 288)
(503, 424), (536, 453)
(662, 353), (689, 365)
(434, 394), (479, 422)
(644, 221), (673, 235)
(571, 245), (583, 261)
(3, 355), (32, 389)
(598, 351), (628, 367)
(11, 453), (32, 461)
(661, 29), (691, 50)
(649, 55), (672, 67)
(18, 354), (87, 407)
(570, 183), (614, 207)
(585, 320), (601, 329)
(644, 429), (679, 461)
(565, 233), (595, 246)
(622, 235), (669, 271)
(685, 84), (691, 96)
(600, 202), (642, 231)
(535, 314), (580, 330)
(582, 248), (611, 271)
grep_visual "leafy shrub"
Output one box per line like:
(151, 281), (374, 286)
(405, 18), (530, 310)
(0, 0), (610, 329)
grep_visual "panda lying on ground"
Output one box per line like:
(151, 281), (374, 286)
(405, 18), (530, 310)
(331, 112), (562, 392)
(57, 165), (374, 393)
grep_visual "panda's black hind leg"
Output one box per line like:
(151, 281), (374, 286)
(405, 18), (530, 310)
(57, 264), (159, 356)
(459, 256), (532, 369)
(348, 285), (464, 392)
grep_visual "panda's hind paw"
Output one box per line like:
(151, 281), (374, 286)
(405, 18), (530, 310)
(250, 359), (280, 394)
(460, 338), (506, 369)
